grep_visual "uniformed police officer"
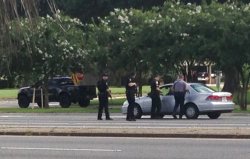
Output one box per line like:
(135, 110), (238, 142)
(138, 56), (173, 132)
(172, 74), (188, 119)
(97, 73), (112, 120)
(150, 75), (162, 119)
(125, 72), (137, 121)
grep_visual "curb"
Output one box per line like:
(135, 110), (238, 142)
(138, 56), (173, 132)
(1, 127), (250, 139)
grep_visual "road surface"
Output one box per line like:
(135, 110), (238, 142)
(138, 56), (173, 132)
(0, 113), (249, 128)
(0, 136), (250, 159)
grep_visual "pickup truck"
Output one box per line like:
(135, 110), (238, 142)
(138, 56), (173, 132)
(17, 77), (97, 108)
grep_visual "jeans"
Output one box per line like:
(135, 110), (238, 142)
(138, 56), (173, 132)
(173, 92), (185, 116)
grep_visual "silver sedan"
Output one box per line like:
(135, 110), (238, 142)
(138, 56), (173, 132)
(122, 83), (235, 119)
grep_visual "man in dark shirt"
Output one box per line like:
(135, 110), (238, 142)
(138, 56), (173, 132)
(97, 73), (112, 120)
(150, 75), (162, 119)
(125, 72), (137, 121)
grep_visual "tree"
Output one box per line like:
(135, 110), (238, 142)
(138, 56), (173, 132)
(9, 12), (87, 107)
(0, 0), (56, 87)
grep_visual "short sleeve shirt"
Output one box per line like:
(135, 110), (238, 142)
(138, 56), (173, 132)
(173, 79), (187, 92)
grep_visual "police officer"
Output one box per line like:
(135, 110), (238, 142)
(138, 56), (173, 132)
(172, 74), (188, 119)
(125, 72), (137, 121)
(97, 73), (112, 120)
(150, 75), (162, 119)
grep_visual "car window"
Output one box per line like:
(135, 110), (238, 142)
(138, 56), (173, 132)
(190, 84), (215, 93)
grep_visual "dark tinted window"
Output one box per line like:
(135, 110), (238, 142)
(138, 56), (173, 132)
(58, 78), (74, 86)
(48, 78), (74, 86)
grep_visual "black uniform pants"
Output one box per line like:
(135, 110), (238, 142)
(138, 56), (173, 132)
(126, 92), (135, 119)
(150, 93), (161, 118)
(98, 93), (110, 119)
(173, 92), (185, 116)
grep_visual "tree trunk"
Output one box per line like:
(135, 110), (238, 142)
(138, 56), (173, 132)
(43, 84), (50, 108)
(41, 77), (50, 108)
(239, 69), (248, 111)
(222, 67), (239, 94)
(244, 72), (250, 110)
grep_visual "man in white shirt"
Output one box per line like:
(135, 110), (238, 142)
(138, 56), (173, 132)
(172, 74), (188, 119)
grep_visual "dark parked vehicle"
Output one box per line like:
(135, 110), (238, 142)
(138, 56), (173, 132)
(17, 77), (96, 108)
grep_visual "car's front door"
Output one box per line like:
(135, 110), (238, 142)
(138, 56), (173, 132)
(160, 85), (177, 114)
(161, 95), (175, 114)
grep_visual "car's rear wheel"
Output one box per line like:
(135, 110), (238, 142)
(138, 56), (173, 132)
(207, 112), (221, 119)
(79, 98), (90, 107)
(185, 104), (199, 119)
(134, 104), (142, 119)
(18, 95), (30, 108)
(59, 93), (71, 108)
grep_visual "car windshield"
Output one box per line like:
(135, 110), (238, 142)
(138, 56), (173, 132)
(190, 84), (215, 93)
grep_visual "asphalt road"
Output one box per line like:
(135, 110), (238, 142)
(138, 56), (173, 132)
(0, 136), (250, 159)
(0, 100), (250, 138)
(0, 113), (249, 129)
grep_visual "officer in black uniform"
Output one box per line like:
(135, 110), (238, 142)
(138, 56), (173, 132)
(150, 75), (162, 119)
(97, 73), (112, 120)
(125, 72), (137, 121)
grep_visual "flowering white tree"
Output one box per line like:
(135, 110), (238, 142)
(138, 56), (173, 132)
(10, 11), (87, 107)
(87, 1), (250, 110)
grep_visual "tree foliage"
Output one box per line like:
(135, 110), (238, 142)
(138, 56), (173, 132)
(86, 1), (250, 109)
(9, 12), (86, 107)
(1, 0), (250, 110)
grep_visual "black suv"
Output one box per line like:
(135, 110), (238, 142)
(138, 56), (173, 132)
(17, 77), (96, 108)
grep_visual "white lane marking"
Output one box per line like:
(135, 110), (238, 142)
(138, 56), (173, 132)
(0, 147), (122, 152)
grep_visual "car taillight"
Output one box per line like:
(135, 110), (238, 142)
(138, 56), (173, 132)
(226, 95), (233, 101)
(206, 95), (222, 101)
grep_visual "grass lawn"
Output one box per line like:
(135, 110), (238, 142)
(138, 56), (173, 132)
(90, 98), (126, 106)
(0, 89), (18, 99)
(110, 86), (150, 95)
(0, 86), (150, 99)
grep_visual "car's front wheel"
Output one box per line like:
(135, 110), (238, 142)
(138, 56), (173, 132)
(185, 104), (199, 119)
(134, 104), (142, 119)
(18, 95), (30, 108)
(59, 93), (71, 108)
(207, 112), (221, 119)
